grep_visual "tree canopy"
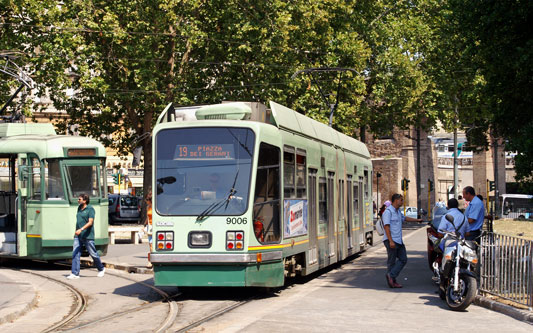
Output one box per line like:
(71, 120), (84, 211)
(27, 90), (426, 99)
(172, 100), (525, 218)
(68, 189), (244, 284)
(1, 0), (531, 189)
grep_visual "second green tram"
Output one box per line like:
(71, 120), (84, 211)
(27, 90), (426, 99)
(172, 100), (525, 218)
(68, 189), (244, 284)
(151, 102), (373, 287)
(0, 123), (108, 260)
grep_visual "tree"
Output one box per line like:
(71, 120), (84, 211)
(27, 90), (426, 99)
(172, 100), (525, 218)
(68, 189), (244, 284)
(435, 0), (533, 182)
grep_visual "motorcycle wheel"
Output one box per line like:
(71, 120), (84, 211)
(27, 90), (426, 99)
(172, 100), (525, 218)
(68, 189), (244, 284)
(446, 274), (477, 311)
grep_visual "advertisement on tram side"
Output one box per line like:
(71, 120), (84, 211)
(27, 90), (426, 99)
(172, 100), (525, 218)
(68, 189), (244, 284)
(284, 199), (308, 238)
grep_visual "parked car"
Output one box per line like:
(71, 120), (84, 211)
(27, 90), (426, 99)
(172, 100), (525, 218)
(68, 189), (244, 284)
(400, 206), (418, 219)
(108, 194), (141, 224)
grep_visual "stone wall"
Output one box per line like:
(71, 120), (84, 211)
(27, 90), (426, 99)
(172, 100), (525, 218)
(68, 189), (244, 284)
(369, 127), (436, 216)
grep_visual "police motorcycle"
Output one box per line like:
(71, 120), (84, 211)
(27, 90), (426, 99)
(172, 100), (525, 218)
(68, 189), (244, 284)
(428, 214), (479, 311)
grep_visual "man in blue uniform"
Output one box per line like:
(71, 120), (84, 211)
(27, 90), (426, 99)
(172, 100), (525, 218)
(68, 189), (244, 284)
(383, 194), (422, 288)
(67, 194), (105, 279)
(462, 186), (485, 241)
(437, 198), (467, 251)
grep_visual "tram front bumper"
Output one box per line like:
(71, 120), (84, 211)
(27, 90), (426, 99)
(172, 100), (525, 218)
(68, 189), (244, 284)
(151, 251), (284, 287)
(150, 251), (282, 264)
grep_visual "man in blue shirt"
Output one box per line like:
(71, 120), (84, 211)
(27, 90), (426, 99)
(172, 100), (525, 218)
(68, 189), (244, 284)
(437, 198), (467, 251)
(462, 186), (485, 240)
(67, 194), (105, 279)
(383, 194), (422, 288)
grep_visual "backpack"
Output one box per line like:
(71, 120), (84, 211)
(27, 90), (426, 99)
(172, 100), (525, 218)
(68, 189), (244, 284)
(376, 216), (385, 236)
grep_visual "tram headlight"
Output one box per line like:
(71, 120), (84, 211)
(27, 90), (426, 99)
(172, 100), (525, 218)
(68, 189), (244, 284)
(188, 231), (212, 248)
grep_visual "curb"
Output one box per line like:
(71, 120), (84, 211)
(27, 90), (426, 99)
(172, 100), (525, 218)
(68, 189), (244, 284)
(0, 292), (38, 325)
(79, 259), (152, 275)
(475, 295), (533, 323)
(0, 274), (39, 325)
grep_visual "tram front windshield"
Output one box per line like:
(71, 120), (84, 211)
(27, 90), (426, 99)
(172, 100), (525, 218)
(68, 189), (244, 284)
(63, 161), (106, 200)
(156, 127), (255, 216)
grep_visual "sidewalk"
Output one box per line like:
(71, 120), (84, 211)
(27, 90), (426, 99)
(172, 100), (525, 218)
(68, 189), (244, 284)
(196, 226), (533, 332)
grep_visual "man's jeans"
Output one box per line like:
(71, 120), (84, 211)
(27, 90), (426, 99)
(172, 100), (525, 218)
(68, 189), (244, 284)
(72, 237), (104, 276)
(384, 240), (408, 279)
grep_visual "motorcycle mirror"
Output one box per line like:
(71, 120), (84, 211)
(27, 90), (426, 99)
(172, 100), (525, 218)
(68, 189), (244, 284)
(445, 214), (454, 223)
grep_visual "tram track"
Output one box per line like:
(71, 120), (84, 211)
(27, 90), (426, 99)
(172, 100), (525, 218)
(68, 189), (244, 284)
(14, 269), (87, 333)
(51, 261), (180, 332)
(7, 260), (264, 332)
(174, 297), (254, 333)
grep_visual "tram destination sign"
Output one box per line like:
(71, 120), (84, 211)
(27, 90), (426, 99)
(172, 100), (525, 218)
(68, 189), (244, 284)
(174, 144), (234, 160)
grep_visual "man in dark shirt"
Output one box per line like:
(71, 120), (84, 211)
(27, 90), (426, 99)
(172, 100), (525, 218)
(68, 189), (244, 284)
(67, 194), (105, 279)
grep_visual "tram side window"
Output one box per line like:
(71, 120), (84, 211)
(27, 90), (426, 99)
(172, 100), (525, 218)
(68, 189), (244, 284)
(296, 150), (306, 198)
(283, 149), (295, 198)
(99, 159), (107, 198)
(283, 147), (307, 199)
(363, 169), (369, 200)
(353, 184), (359, 220)
(0, 157), (12, 192)
(45, 160), (65, 200)
(318, 177), (327, 223)
(0, 157), (16, 218)
(30, 157), (41, 201)
(253, 143), (281, 243)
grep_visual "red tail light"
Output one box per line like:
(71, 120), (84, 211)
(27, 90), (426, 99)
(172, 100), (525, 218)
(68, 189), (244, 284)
(226, 231), (244, 251)
(115, 200), (120, 215)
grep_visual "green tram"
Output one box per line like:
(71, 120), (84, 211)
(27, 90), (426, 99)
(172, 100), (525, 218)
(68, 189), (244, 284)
(151, 102), (373, 287)
(0, 123), (108, 260)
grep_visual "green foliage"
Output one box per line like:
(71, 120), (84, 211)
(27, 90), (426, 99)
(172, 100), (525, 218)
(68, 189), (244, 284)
(443, 0), (533, 182)
(5, 0), (529, 189)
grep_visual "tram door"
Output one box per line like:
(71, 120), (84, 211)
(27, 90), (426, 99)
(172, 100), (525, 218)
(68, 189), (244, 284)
(327, 172), (335, 259)
(16, 154), (28, 256)
(347, 176), (353, 250)
(307, 169), (318, 266)
(337, 178), (344, 260)
(0, 155), (18, 255)
(358, 177), (365, 246)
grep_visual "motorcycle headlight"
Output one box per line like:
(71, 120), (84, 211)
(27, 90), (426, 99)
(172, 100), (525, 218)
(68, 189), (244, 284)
(461, 246), (478, 264)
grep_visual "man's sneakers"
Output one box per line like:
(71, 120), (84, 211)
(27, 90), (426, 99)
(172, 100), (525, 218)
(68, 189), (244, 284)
(66, 273), (80, 279)
(97, 267), (106, 278)
(386, 273), (403, 288)
(386, 273), (394, 288)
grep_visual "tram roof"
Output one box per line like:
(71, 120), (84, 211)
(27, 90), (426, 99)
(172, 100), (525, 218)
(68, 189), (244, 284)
(157, 101), (370, 158)
(0, 124), (106, 158)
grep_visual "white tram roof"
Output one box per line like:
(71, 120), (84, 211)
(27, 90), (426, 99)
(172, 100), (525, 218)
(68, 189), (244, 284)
(0, 123), (106, 158)
(157, 101), (370, 158)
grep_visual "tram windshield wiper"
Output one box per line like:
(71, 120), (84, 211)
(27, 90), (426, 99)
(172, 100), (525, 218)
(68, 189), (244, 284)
(196, 189), (237, 221)
(196, 171), (239, 221)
